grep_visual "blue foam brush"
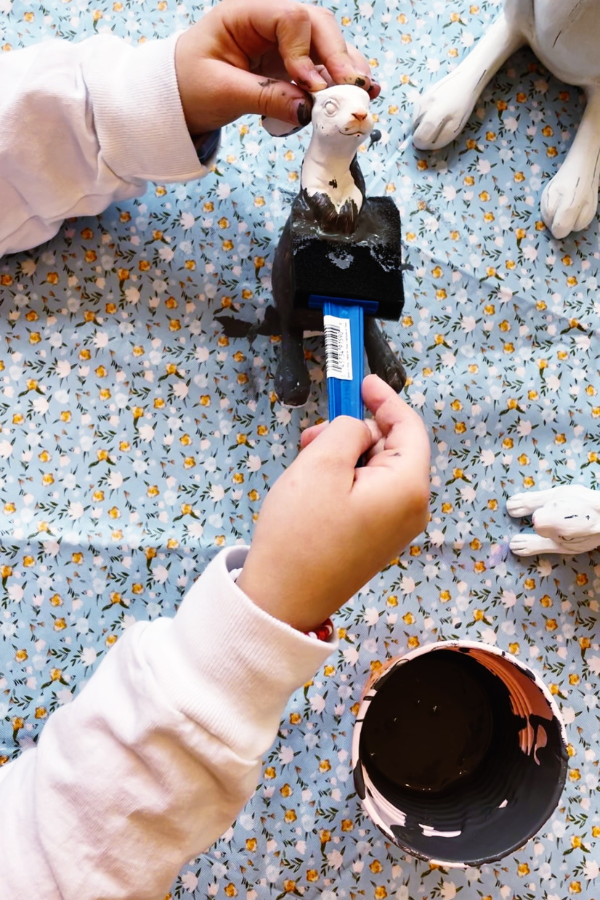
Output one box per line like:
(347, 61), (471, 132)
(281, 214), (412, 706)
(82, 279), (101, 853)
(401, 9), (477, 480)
(308, 294), (379, 420)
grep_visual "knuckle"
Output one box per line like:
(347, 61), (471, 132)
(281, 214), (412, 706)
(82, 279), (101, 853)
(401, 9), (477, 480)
(315, 6), (337, 23)
(286, 4), (310, 27)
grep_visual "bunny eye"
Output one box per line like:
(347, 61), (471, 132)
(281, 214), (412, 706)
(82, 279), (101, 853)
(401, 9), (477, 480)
(323, 100), (339, 115)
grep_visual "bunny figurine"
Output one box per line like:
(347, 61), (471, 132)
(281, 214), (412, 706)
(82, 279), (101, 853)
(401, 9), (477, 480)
(412, 0), (600, 239)
(507, 485), (600, 556)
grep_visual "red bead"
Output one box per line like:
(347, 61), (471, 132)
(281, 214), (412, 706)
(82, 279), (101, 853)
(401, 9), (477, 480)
(312, 618), (334, 642)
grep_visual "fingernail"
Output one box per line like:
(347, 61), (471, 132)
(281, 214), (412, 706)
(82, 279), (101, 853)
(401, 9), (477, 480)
(295, 96), (313, 128)
(368, 82), (381, 97)
(308, 67), (328, 90)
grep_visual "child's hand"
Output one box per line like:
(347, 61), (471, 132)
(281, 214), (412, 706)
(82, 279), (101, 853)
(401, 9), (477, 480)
(237, 375), (430, 632)
(175, 0), (379, 136)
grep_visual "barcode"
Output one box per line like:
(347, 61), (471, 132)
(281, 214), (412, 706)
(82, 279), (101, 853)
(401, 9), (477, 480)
(323, 315), (353, 381)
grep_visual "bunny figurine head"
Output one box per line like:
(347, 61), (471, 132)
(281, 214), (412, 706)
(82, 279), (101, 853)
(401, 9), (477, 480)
(308, 85), (374, 151)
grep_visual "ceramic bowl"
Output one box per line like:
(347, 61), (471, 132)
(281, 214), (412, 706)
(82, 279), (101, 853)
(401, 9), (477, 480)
(351, 640), (567, 867)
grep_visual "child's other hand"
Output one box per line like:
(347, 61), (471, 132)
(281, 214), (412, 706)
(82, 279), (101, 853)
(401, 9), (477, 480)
(236, 376), (430, 632)
(175, 0), (379, 135)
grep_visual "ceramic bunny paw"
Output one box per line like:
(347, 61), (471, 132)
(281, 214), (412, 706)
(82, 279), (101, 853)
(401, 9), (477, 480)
(508, 486), (600, 556)
(413, 74), (479, 151)
(540, 145), (600, 240)
(413, 17), (522, 151)
(411, 1), (600, 238)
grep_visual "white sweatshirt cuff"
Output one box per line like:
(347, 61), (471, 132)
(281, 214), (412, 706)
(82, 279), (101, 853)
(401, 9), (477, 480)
(83, 33), (210, 183)
(146, 546), (337, 753)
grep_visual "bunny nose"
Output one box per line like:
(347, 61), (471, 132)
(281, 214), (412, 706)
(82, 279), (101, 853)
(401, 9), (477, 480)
(352, 110), (368, 121)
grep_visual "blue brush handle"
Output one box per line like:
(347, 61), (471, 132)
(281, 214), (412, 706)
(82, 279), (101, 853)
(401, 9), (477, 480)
(322, 300), (364, 420)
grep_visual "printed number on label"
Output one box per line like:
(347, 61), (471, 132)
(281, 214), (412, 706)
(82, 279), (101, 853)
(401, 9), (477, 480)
(323, 315), (353, 381)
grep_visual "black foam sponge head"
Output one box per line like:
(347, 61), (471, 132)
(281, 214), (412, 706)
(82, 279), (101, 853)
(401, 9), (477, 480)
(291, 195), (404, 321)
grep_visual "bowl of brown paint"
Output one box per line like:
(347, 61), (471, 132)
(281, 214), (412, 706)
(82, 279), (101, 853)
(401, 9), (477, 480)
(351, 640), (567, 867)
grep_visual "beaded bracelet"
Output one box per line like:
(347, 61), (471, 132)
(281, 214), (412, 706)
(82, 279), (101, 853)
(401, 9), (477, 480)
(304, 618), (334, 642)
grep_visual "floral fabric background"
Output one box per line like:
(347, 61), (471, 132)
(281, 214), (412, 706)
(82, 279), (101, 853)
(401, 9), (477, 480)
(1, 0), (600, 896)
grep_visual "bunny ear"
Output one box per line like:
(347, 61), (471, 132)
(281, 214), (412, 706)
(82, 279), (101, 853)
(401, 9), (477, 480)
(261, 93), (314, 137)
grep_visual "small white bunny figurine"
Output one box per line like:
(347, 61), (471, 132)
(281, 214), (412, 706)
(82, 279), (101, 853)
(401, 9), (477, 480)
(507, 485), (600, 556)
(412, 0), (600, 239)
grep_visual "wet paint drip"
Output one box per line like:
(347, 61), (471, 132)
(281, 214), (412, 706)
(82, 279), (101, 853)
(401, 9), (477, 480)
(360, 651), (496, 793)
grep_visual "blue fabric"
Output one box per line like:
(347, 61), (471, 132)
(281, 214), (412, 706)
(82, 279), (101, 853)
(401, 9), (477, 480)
(1, 0), (599, 896)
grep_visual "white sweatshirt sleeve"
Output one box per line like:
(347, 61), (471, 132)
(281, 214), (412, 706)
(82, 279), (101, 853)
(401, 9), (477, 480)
(0, 546), (336, 900)
(0, 33), (211, 257)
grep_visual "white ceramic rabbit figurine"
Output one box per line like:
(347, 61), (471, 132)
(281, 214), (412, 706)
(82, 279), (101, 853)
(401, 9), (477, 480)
(413, 0), (600, 239)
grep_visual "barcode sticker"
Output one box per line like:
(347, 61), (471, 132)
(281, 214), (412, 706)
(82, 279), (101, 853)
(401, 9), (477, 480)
(323, 314), (353, 381)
